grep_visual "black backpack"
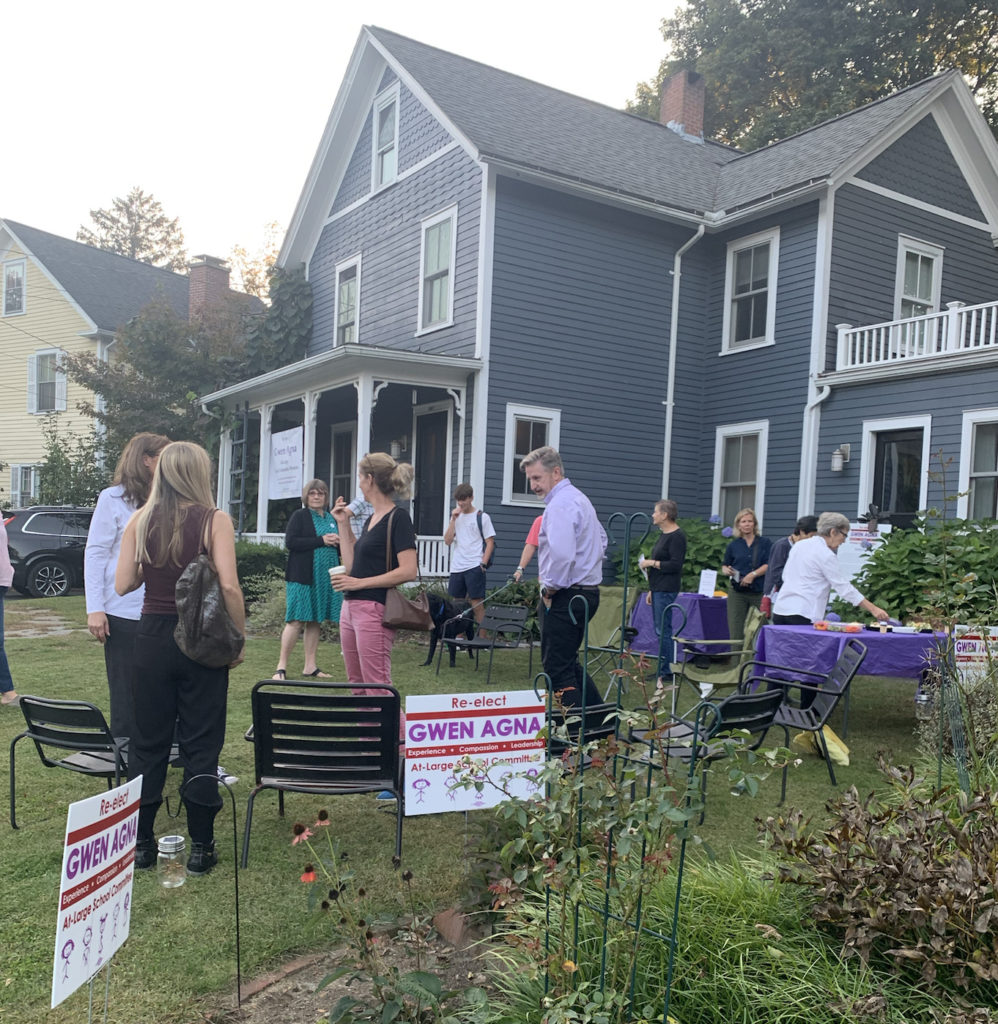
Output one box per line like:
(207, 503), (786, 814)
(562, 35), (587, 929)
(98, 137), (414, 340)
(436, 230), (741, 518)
(477, 510), (496, 568)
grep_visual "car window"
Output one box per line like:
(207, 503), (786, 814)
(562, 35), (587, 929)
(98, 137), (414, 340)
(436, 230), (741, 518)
(22, 512), (92, 537)
(62, 513), (93, 537)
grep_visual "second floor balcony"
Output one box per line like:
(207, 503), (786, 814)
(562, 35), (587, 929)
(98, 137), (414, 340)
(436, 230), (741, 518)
(831, 300), (998, 380)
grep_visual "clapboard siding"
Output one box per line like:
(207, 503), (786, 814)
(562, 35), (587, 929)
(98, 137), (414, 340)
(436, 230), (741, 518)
(311, 145), (481, 357)
(855, 114), (984, 221)
(827, 183), (998, 370)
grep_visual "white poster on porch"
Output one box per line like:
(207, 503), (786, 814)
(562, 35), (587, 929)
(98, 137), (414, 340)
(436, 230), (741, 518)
(268, 427), (304, 500)
(403, 690), (546, 815)
(51, 777), (140, 1008)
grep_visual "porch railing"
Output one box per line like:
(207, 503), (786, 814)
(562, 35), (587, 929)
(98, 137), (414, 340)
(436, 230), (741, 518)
(249, 532), (450, 579)
(835, 299), (998, 371)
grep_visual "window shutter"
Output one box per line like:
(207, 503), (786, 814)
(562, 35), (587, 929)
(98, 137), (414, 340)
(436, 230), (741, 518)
(55, 351), (67, 411)
(26, 354), (37, 413)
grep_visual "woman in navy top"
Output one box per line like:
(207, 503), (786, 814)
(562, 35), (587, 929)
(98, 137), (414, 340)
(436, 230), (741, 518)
(721, 507), (771, 641)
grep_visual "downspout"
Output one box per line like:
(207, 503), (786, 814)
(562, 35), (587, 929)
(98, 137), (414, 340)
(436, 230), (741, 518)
(798, 382), (832, 515)
(662, 223), (706, 496)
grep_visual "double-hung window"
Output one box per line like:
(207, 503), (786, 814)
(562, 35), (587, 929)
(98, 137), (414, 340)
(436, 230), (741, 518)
(713, 420), (769, 526)
(959, 409), (998, 519)
(27, 349), (67, 414)
(3, 259), (25, 315)
(893, 237), (944, 355)
(502, 403), (562, 505)
(372, 85), (399, 190)
(10, 465), (39, 506)
(418, 207), (457, 332)
(334, 258), (360, 346)
(721, 228), (779, 352)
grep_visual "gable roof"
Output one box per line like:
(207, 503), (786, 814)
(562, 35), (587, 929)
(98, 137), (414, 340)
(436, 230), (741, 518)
(1, 219), (189, 333)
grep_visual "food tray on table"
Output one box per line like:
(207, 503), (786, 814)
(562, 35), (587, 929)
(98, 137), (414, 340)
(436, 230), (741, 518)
(814, 620), (863, 633)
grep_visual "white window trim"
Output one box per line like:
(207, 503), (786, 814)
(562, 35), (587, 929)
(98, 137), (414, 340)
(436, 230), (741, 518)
(858, 414), (932, 519)
(893, 235), (944, 320)
(3, 258), (26, 316)
(957, 407), (998, 518)
(333, 254), (361, 346)
(416, 205), (458, 335)
(370, 82), (401, 193)
(711, 419), (769, 528)
(720, 227), (779, 354)
(10, 464), (40, 506)
(27, 348), (67, 414)
(502, 403), (562, 507)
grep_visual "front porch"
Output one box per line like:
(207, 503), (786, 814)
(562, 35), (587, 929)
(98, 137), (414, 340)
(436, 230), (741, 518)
(831, 299), (998, 380)
(259, 532), (451, 578)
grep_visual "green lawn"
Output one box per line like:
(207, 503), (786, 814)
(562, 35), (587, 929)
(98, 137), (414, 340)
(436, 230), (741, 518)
(0, 595), (922, 1023)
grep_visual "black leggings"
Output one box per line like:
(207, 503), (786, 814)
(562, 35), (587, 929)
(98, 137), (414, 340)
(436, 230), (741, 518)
(130, 614), (228, 843)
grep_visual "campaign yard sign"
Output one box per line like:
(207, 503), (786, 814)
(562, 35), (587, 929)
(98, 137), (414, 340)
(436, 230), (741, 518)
(51, 778), (140, 1008)
(268, 426), (303, 500)
(404, 690), (546, 815)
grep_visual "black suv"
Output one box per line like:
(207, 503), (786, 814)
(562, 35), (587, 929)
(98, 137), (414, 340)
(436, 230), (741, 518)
(3, 506), (94, 598)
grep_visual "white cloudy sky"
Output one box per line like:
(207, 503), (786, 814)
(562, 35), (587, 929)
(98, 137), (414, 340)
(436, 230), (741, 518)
(6, 0), (679, 261)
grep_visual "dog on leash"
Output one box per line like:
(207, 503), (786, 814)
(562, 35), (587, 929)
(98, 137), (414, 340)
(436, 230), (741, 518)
(423, 592), (476, 667)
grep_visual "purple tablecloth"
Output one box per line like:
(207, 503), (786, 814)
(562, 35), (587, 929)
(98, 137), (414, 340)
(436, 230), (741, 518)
(630, 592), (729, 658)
(755, 624), (943, 680)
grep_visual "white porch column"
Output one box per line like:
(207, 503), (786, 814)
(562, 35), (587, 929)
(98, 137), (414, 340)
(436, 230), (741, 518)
(304, 391), (319, 480)
(355, 374), (373, 465)
(216, 427), (232, 512)
(257, 403), (274, 537)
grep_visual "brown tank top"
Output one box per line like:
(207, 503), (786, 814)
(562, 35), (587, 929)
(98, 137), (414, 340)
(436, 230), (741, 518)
(141, 506), (215, 615)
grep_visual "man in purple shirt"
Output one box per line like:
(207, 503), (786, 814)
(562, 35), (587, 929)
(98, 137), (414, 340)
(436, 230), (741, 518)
(520, 445), (607, 709)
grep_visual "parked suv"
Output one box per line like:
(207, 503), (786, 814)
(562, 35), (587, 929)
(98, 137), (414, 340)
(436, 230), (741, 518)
(3, 506), (94, 598)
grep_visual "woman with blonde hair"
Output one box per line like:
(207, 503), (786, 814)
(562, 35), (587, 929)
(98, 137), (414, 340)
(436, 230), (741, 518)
(116, 441), (244, 876)
(720, 507), (771, 641)
(85, 432), (171, 740)
(331, 453), (418, 690)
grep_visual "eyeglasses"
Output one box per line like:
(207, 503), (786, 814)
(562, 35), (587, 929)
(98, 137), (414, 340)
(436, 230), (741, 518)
(307, 489), (327, 496)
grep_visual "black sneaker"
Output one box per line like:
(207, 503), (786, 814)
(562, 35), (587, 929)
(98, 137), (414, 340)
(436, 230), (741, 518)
(187, 841), (217, 876)
(134, 837), (157, 870)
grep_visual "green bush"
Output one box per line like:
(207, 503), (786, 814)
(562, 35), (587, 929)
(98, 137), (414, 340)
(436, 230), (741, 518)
(235, 538), (287, 580)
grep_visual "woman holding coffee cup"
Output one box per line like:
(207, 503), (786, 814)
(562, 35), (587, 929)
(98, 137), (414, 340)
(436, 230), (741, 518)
(272, 479), (342, 679)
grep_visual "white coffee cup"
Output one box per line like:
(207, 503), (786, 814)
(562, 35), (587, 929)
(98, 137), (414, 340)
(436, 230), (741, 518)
(328, 565), (347, 583)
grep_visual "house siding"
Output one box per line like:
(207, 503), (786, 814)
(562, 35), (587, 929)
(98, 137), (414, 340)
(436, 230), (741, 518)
(311, 145), (481, 358)
(827, 183), (998, 371)
(855, 114), (984, 222)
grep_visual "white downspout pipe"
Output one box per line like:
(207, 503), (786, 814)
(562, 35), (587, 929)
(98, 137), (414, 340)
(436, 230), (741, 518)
(662, 224), (706, 495)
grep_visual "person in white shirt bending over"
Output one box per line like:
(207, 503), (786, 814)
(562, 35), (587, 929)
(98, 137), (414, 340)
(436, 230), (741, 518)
(444, 483), (495, 632)
(773, 511), (890, 626)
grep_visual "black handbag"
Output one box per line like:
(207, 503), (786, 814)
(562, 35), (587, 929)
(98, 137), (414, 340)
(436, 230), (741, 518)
(381, 509), (433, 631)
(174, 508), (245, 667)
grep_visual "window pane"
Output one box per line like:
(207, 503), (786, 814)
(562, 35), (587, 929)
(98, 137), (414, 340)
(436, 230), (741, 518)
(378, 148), (397, 185)
(425, 222), (450, 275)
(515, 419), (531, 455)
(734, 250), (752, 294)
(4, 264), (24, 314)
(751, 293), (767, 339)
(378, 103), (395, 149)
(750, 243), (769, 290)
(972, 423), (998, 474)
(722, 436), (743, 481)
(530, 420), (547, 450)
(970, 477), (998, 519)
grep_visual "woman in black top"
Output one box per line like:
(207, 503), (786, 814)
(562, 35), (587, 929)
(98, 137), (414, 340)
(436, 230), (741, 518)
(639, 499), (687, 676)
(331, 452), (418, 693)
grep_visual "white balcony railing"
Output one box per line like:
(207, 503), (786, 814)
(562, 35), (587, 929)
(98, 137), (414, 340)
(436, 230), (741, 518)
(249, 532), (450, 578)
(835, 300), (998, 372)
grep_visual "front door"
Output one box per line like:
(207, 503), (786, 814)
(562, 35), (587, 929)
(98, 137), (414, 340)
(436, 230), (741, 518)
(872, 428), (923, 530)
(413, 406), (449, 534)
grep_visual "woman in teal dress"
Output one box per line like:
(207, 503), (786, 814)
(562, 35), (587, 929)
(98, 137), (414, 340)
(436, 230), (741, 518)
(273, 480), (343, 679)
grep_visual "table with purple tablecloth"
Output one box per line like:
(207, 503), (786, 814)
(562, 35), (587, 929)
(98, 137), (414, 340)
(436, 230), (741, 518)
(630, 592), (729, 659)
(755, 625), (943, 680)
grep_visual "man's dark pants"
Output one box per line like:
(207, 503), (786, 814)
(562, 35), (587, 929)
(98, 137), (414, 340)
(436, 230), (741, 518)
(541, 586), (602, 709)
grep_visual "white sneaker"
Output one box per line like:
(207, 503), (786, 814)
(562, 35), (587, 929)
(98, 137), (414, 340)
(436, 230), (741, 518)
(217, 765), (239, 786)
(699, 683), (715, 700)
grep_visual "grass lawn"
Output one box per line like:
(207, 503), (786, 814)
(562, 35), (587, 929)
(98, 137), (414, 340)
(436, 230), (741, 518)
(0, 595), (922, 1023)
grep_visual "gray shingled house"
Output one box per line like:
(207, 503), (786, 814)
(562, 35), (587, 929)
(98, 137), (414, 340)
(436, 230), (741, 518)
(201, 26), (998, 574)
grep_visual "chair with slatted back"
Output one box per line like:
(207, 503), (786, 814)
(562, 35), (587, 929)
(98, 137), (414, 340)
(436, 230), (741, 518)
(9, 696), (127, 829)
(241, 680), (403, 866)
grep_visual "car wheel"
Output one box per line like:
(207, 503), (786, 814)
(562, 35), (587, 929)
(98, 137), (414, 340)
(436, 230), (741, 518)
(26, 559), (72, 598)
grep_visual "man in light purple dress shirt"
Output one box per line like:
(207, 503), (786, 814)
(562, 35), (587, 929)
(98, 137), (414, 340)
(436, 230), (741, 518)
(520, 446), (607, 709)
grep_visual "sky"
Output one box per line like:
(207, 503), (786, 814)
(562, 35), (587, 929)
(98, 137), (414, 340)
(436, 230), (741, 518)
(6, 0), (678, 263)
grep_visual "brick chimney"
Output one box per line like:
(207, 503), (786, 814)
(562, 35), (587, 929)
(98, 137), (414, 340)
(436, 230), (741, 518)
(188, 255), (231, 319)
(659, 69), (705, 144)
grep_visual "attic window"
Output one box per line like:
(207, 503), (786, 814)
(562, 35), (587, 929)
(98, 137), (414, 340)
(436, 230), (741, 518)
(3, 259), (25, 315)
(372, 85), (400, 189)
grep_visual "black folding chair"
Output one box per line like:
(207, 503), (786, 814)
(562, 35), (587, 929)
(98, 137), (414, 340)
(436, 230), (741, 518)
(9, 696), (127, 829)
(737, 637), (868, 801)
(242, 681), (403, 865)
(436, 604), (532, 684)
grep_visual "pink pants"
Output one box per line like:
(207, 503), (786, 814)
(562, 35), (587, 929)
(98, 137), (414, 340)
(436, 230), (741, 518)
(340, 599), (395, 692)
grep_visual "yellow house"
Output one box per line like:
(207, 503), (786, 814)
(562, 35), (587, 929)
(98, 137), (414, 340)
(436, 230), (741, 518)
(0, 220), (202, 505)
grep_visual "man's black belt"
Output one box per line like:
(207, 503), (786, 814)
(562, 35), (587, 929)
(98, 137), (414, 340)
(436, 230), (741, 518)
(565, 584), (599, 593)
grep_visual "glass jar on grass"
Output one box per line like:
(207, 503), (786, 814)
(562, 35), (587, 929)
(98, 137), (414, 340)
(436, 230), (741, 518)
(157, 835), (187, 887)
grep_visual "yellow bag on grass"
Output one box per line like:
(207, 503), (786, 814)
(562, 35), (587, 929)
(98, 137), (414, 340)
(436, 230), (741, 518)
(790, 726), (849, 767)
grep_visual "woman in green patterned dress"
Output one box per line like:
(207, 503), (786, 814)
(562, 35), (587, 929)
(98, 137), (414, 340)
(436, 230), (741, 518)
(272, 479), (343, 678)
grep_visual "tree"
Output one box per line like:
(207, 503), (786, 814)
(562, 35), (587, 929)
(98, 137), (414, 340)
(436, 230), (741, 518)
(229, 221), (283, 301)
(36, 416), (111, 506)
(61, 298), (245, 458)
(630, 0), (998, 150)
(77, 187), (188, 272)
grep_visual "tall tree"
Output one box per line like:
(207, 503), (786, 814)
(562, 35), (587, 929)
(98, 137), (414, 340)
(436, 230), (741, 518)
(77, 187), (188, 272)
(229, 221), (283, 301)
(630, 0), (998, 150)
